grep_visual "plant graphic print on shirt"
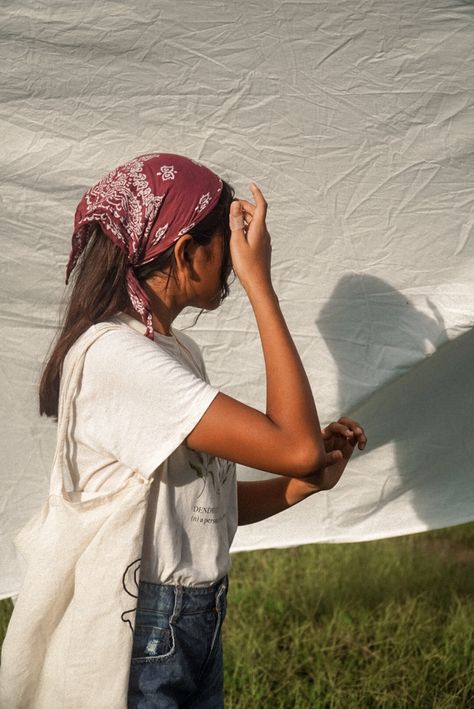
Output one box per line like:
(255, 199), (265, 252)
(189, 450), (219, 499)
(189, 452), (235, 499)
(188, 452), (236, 527)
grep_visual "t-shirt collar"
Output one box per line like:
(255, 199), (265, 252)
(115, 312), (176, 344)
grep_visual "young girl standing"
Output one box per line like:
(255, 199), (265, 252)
(38, 152), (366, 708)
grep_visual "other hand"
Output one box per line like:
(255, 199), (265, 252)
(287, 417), (367, 502)
(317, 416), (367, 489)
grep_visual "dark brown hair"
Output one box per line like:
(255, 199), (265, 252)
(39, 179), (235, 420)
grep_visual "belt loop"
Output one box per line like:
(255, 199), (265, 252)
(215, 576), (227, 612)
(222, 574), (229, 595)
(171, 583), (183, 623)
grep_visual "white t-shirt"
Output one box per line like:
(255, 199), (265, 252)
(62, 311), (238, 587)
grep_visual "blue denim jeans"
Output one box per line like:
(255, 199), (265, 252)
(127, 575), (228, 708)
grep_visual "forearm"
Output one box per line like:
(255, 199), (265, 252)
(247, 283), (325, 467)
(237, 476), (320, 526)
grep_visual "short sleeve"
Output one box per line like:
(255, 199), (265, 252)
(76, 328), (220, 479)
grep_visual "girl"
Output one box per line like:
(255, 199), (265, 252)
(39, 152), (366, 708)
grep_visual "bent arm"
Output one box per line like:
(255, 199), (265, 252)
(186, 186), (326, 479)
(185, 284), (326, 478)
(237, 475), (321, 526)
(237, 418), (368, 523)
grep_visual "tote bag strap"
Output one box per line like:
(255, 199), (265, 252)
(49, 322), (125, 496)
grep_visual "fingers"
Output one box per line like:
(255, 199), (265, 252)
(235, 183), (267, 219)
(324, 422), (354, 438)
(237, 199), (256, 216)
(230, 194), (255, 236)
(324, 418), (367, 450)
(249, 182), (267, 214)
(229, 201), (246, 234)
(326, 449), (343, 463)
(231, 188), (266, 241)
(341, 416), (367, 449)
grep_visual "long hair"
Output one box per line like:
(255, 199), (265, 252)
(39, 179), (235, 420)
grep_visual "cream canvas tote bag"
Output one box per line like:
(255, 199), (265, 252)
(0, 322), (154, 709)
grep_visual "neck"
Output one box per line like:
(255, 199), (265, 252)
(124, 283), (183, 337)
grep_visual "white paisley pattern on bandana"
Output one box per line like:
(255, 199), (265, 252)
(177, 222), (196, 236)
(195, 192), (211, 213)
(150, 223), (169, 247)
(158, 165), (177, 181)
(81, 157), (165, 261)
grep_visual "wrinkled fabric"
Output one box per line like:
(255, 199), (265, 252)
(1, 0), (473, 601)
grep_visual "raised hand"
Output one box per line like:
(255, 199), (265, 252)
(228, 183), (272, 293)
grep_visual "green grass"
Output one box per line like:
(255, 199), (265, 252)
(2, 523), (473, 708)
(0, 597), (14, 652)
(223, 523), (474, 708)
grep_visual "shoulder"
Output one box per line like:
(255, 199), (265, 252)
(90, 321), (159, 358)
(172, 328), (206, 367)
(63, 320), (167, 381)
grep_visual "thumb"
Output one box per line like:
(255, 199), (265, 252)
(326, 449), (344, 464)
(229, 200), (245, 233)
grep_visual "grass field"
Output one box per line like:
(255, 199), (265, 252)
(1, 522), (473, 708)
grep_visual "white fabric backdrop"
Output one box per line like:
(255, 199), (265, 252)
(1, 0), (473, 600)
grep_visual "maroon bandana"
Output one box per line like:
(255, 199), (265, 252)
(66, 152), (223, 339)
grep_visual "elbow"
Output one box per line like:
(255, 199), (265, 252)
(292, 442), (326, 478)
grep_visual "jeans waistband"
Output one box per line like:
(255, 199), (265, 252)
(136, 575), (229, 616)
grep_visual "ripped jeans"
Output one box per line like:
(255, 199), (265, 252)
(127, 575), (228, 708)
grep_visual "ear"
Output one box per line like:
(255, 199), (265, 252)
(173, 234), (193, 268)
(173, 234), (198, 287)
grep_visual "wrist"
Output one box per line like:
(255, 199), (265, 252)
(285, 476), (322, 506)
(245, 279), (278, 304)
